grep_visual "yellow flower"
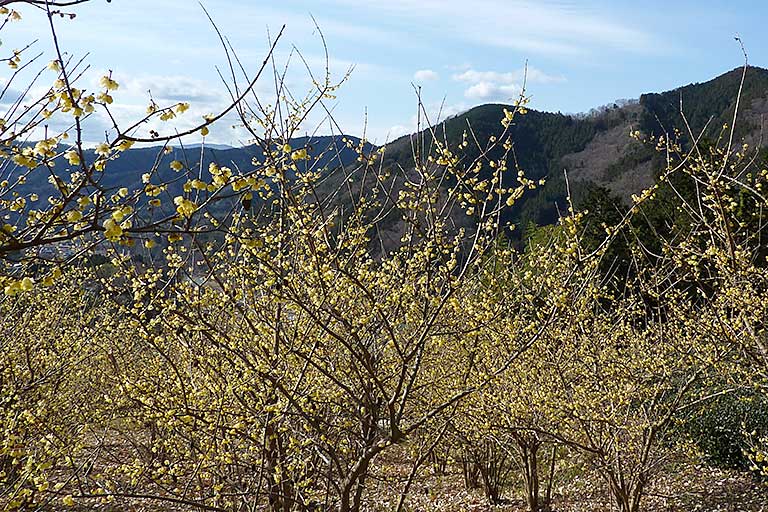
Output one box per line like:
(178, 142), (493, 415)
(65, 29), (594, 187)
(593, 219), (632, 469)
(99, 76), (119, 91)
(174, 196), (196, 218)
(117, 139), (134, 151)
(291, 148), (309, 161)
(231, 178), (249, 192)
(95, 143), (110, 157)
(145, 184), (163, 196)
(13, 153), (36, 168)
(48, 60), (61, 72)
(176, 102), (190, 114)
(170, 160), (184, 171)
(66, 210), (82, 222)
(62, 495), (75, 507)
(112, 205), (133, 222)
(42, 267), (63, 286)
(201, 126), (210, 136)
(103, 218), (123, 241)
(65, 150), (81, 166)
(190, 179), (207, 191)
(20, 277), (34, 291)
(144, 239), (156, 249)
(96, 92), (113, 104)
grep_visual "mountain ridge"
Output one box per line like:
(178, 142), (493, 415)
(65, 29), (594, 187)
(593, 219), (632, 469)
(373, 65), (768, 229)
(13, 66), (768, 241)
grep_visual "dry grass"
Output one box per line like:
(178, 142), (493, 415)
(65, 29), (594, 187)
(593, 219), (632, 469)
(364, 449), (768, 512)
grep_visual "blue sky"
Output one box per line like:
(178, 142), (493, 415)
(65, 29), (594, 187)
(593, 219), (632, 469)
(4, 0), (767, 146)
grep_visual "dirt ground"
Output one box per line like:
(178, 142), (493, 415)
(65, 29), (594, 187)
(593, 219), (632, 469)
(364, 456), (768, 512)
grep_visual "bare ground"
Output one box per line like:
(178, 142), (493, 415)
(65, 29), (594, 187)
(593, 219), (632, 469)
(364, 455), (768, 512)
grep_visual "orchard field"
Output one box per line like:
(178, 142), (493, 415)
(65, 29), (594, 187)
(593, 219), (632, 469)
(1, 2), (768, 511)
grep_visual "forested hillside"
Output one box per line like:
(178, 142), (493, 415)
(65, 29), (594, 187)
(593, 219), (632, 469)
(15, 65), (763, 249)
(374, 66), (768, 234)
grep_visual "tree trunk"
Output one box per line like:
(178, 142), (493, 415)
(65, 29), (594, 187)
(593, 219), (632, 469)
(340, 454), (375, 512)
(478, 440), (508, 505)
(522, 444), (540, 512)
(461, 451), (481, 489)
(340, 398), (381, 512)
(514, 435), (543, 512)
(544, 443), (557, 511)
(265, 416), (294, 512)
(609, 476), (645, 512)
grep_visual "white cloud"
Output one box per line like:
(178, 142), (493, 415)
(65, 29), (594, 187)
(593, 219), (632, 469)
(115, 74), (224, 104)
(463, 82), (521, 100)
(386, 124), (411, 140)
(413, 69), (440, 82)
(453, 68), (564, 86)
(453, 66), (564, 101)
(327, 0), (664, 57)
(0, 70), (260, 147)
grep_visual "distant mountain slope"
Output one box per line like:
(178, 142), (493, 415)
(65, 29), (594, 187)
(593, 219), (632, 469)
(18, 134), (372, 204)
(372, 66), (768, 232)
(379, 105), (600, 226)
(639, 66), (768, 142)
(565, 66), (768, 203)
(12, 66), (768, 246)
